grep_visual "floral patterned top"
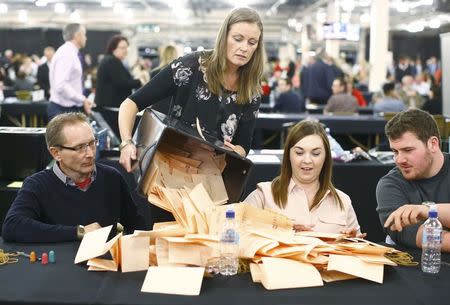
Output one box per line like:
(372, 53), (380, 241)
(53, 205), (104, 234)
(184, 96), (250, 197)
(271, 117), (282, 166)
(128, 51), (261, 153)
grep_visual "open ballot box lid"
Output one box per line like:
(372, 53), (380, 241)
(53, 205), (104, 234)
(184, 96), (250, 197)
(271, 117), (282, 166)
(132, 108), (253, 203)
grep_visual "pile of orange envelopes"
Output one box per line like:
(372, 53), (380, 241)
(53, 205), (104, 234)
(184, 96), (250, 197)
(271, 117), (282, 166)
(74, 140), (398, 295)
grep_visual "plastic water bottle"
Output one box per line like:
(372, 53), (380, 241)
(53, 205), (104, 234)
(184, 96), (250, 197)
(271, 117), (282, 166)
(219, 209), (239, 276)
(421, 205), (442, 273)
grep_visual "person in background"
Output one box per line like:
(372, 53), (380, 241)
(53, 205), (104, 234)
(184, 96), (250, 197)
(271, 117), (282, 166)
(1, 112), (148, 243)
(373, 82), (406, 114)
(118, 7), (264, 172)
(397, 75), (424, 109)
(346, 76), (367, 107)
(273, 77), (305, 113)
(150, 45), (179, 78)
(95, 35), (145, 136)
(376, 109), (450, 252)
(245, 120), (364, 236)
(48, 23), (94, 120)
(37, 46), (55, 100)
(324, 77), (358, 114)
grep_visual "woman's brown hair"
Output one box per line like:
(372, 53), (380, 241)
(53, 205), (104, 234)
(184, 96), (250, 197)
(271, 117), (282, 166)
(204, 7), (264, 105)
(271, 120), (343, 210)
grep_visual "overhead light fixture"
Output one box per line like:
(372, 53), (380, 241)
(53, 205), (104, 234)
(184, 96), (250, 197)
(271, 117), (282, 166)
(358, 0), (372, 7)
(359, 12), (370, 25)
(18, 10), (28, 22)
(316, 10), (327, 23)
(124, 9), (133, 19)
(70, 10), (81, 22)
(101, 0), (114, 7)
(429, 19), (441, 29)
(0, 3), (8, 14)
(35, 0), (48, 7)
(113, 3), (124, 14)
(54, 3), (66, 14)
(341, 0), (355, 12)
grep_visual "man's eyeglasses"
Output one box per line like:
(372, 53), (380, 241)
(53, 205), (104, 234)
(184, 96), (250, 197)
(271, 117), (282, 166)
(57, 139), (99, 153)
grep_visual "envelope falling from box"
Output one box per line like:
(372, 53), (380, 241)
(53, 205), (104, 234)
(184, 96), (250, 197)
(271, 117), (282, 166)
(74, 226), (149, 273)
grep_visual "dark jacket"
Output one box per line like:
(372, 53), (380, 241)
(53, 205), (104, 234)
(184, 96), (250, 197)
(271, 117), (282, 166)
(37, 63), (50, 99)
(95, 54), (141, 108)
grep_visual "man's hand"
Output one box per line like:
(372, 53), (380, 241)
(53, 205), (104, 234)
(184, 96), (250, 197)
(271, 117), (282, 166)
(384, 204), (429, 232)
(84, 222), (101, 233)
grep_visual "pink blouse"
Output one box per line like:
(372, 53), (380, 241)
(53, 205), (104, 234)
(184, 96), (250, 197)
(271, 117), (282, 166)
(244, 179), (361, 234)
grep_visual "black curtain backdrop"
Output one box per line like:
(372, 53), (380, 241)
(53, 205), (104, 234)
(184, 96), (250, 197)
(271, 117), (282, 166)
(0, 28), (119, 65)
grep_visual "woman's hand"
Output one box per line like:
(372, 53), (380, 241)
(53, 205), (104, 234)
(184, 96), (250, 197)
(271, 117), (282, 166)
(224, 141), (246, 157)
(119, 143), (137, 173)
(293, 223), (315, 232)
(341, 227), (367, 239)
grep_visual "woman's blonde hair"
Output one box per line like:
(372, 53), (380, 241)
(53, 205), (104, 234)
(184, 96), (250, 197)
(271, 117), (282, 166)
(204, 7), (264, 105)
(157, 45), (178, 69)
(271, 120), (343, 210)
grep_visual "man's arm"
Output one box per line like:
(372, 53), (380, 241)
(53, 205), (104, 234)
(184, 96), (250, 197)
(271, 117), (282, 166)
(415, 225), (450, 253)
(1, 177), (77, 243)
(376, 175), (420, 248)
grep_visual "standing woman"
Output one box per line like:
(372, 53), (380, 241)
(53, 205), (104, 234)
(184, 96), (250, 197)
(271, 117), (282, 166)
(118, 7), (264, 172)
(95, 35), (145, 136)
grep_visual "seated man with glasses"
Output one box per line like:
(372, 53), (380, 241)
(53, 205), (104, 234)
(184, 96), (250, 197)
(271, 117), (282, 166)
(2, 112), (148, 242)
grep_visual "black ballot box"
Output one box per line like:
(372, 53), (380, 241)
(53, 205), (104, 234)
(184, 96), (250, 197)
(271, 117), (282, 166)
(0, 127), (51, 180)
(133, 109), (253, 204)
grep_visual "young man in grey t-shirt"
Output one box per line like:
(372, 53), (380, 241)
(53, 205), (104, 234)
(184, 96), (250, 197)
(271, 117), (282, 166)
(376, 109), (450, 252)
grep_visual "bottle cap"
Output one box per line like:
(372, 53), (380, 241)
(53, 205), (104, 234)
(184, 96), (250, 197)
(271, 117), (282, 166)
(429, 210), (438, 218)
(226, 209), (235, 219)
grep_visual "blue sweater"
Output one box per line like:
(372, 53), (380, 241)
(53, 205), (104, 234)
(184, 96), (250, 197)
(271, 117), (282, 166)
(2, 163), (147, 242)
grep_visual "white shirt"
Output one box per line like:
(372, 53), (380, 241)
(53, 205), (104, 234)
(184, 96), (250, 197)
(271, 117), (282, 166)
(244, 179), (361, 234)
(49, 41), (84, 107)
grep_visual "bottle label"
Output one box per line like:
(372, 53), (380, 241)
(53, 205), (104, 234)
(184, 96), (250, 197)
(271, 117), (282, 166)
(422, 228), (441, 245)
(221, 229), (239, 244)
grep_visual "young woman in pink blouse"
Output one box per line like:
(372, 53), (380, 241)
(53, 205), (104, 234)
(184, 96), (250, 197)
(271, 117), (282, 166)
(245, 120), (365, 237)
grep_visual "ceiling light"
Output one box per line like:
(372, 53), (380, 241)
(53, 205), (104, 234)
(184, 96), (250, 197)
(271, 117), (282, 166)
(101, 0), (114, 7)
(70, 10), (81, 22)
(18, 10), (28, 23)
(360, 12), (370, 25)
(35, 0), (48, 7)
(358, 0), (371, 7)
(54, 3), (66, 14)
(341, 0), (355, 12)
(0, 3), (7, 14)
(316, 10), (326, 23)
(124, 9), (133, 19)
(429, 19), (441, 28)
(113, 3), (124, 14)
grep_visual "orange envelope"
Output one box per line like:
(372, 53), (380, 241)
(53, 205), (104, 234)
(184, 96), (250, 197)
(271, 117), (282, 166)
(141, 266), (205, 295)
(327, 254), (384, 284)
(259, 257), (323, 290)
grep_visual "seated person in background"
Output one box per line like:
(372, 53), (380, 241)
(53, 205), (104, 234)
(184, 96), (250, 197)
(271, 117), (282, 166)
(376, 109), (450, 252)
(2, 113), (148, 243)
(245, 120), (364, 236)
(273, 77), (305, 113)
(346, 76), (367, 107)
(324, 77), (358, 114)
(373, 82), (406, 114)
(397, 75), (424, 109)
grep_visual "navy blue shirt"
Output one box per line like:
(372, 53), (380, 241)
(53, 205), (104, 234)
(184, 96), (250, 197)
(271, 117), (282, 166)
(2, 163), (147, 242)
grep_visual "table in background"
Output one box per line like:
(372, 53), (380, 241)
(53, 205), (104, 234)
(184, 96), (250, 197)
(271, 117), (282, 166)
(0, 100), (49, 127)
(0, 238), (449, 305)
(244, 152), (394, 242)
(255, 113), (386, 134)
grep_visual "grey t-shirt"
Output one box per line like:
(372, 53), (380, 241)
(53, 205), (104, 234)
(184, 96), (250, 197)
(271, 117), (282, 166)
(376, 153), (450, 248)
